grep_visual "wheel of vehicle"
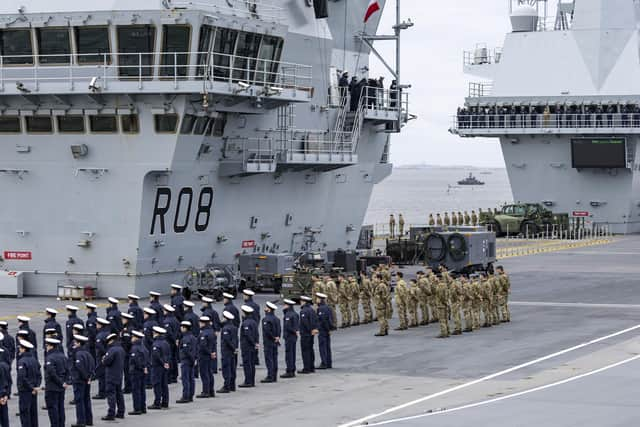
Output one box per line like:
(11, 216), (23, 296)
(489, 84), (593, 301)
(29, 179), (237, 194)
(486, 220), (503, 237)
(273, 278), (282, 294)
(520, 221), (538, 236)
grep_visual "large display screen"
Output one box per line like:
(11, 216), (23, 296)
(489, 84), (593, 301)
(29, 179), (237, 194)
(571, 138), (627, 169)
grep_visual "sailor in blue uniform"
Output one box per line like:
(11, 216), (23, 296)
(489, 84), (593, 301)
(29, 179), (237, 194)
(128, 330), (149, 415)
(148, 292), (164, 324)
(182, 302), (200, 336)
(238, 305), (258, 388)
(106, 298), (123, 334)
(280, 299), (299, 379)
(43, 308), (63, 350)
(127, 295), (144, 329)
(298, 296), (319, 374)
(44, 338), (68, 427)
(93, 317), (111, 400)
(161, 305), (180, 384)
(0, 345), (10, 427)
(217, 311), (238, 393)
(17, 339), (41, 427)
(120, 313), (134, 394)
(222, 293), (240, 328)
(199, 297), (221, 373)
(315, 293), (334, 369)
(242, 289), (261, 365)
(142, 308), (158, 389)
(149, 326), (171, 410)
(17, 316), (38, 362)
(170, 285), (185, 322)
(84, 303), (98, 359)
(261, 301), (281, 383)
(102, 333), (126, 420)
(65, 306), (84, 355)
(176, 321), (197, 403)
(70, 334), (94, 427)
(196, 316), (216, 399)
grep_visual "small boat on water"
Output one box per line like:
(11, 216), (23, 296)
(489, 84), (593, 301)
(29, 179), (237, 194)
(458, 173), (485, 186)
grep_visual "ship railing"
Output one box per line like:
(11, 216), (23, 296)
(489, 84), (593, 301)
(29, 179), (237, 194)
(468, 82), (493, 97)
(171, 0), (284, 22)
(0, 51), (313, 94)
(360, 86), (408, 116)
(463, 46), (502, 66)
(452, 113), (640, 131)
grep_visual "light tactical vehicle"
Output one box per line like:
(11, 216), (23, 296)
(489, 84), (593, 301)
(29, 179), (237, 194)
(480, 203), (569, 237)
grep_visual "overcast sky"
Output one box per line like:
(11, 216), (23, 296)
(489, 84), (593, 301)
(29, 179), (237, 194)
(370, 1), (512, 167)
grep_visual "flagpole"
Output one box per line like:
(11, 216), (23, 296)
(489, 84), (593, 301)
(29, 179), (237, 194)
(396, 0), (402, 132)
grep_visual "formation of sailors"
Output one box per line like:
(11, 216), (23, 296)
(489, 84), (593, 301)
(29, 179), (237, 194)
(457, 103), (640, 129)
(0, 286), (335, 427)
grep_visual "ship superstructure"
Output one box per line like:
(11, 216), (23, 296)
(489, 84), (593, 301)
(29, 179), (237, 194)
(0, 0), (410, 295)
(453, 0), (640, 234)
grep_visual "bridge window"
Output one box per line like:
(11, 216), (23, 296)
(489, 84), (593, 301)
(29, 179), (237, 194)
(160, 25), (190, 78)
(36, 28), (71, 64)
(255, 36), (283, 84)
(121, 114), (139, 133)
(75, 27), (111, 64)
(89, 115), (118, 133)
(213, 114), (227, 136)
(154, 114), (179, 133)
(193, 116), (209, 135)
(0, 30), (34, 65)
(117, 25), (156, 78)
(57, 115), (85, 133)
(233, 32), (261, 83)
(0, 116), (21, 133)
(196, 25), (215, 77)
(212, 28), (238, 81)
(25, 116), (53, 133)
(180, 114), (196, 134)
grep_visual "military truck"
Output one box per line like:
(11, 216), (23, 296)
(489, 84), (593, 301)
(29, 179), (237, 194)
(480, 203), (569, 237)
(280, 267), (318, 302)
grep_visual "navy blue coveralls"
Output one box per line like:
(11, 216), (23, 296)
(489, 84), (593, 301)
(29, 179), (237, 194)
(162, 312), (180, 383)
(245, 299), (260, 364)
(17, 350), (41, 427)
(299, 304), (319, 373)
(240, 317), (258, 386)
(85, 312), (97, 359)
(282, 307), (300, 374)
(317, 301), (334, 368)
(129, 340), (149, 413)
(44, 346), (69, 427)
(142, 316), (158, 387)
(262, 312), (281, 381)
(151, 336), (171, 408)
(179, 330), (197, 400)
(121, 326), (133, 393)
(200, 305), (221, 373)
(220, 322), (238, 391)
(103, 340), (126, 417)
(197, 324), (216, 397)
(71, 344), (94, 426)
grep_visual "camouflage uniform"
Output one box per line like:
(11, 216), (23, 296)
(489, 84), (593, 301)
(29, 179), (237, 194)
(471, 211), (478, 226)
(389, 214), (396, 239)
(464, 211), (471, 226)
(428, 214), (435, 226)
(360, 275), (373, 323)
(449, 277), (464, 334)
(394, 278), (409, 330)
(338, 277), (351, 328)
(451, 212), (458, 227)
(407, 280), (420, 327)
(471, 279), (482, 330)
(326, 278), (339, 326)
(498, 271), (511, 322)
(427, 272), (439, 323)
(373, 278), (390, 336)
(398, 214), (405, 237)
(457, 212), (464, 226)
(417, 274), (431, 325)
(433, 277), (450, 337)
(461, 279), (474, 332)
(490, 275), (502, 325)
(481, 277), (494, 327)
(436, 214), (443, 226)
(349, 277), (361, 325)
(443, 213), (450, 227)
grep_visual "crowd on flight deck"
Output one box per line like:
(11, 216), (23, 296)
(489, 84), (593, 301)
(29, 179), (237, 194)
(387, 209), (502, 239)
(0, 286), (334, 427)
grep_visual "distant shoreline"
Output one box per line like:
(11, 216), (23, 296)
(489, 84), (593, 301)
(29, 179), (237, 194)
(395, 164), (506, 170)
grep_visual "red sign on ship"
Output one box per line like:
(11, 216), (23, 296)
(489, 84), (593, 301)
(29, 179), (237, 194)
(3, 251), (32, 260)
(241, 240), (256, 249)
(572, 211), (590, 217)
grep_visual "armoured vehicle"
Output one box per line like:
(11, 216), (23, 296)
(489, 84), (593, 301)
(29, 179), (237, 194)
(279, 267), (316, 302)
(480, 203), (569, 236)
(0, 0), (412, 296)
(452, 0), (640, 234)
(457, 173), (485, 186)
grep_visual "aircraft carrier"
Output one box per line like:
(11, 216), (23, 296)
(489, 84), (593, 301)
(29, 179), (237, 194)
(0, 0), (410, 296)
(453, 0), (640, 235)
